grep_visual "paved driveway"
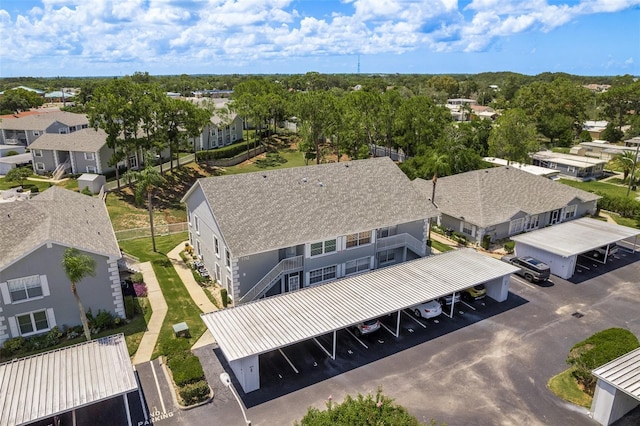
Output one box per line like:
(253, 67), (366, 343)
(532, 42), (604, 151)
(136, 251), (640, 425)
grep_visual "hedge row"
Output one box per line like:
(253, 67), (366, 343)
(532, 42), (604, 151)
(195, 141), (251, 161)
(596, 192), (640, 218)
(162, 338), (210, 405)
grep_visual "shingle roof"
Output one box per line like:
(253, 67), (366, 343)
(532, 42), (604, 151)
(0, 333), (137, 426)
(28, 128), (108, 152)
(0, 186), (120, 271)
(413, 166), (601, 228)
(0, 111), (88, 131)
(188, 157), (438, 257)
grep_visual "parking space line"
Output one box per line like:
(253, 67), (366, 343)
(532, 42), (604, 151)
(380, 322), (395, 336)
(150, 360), (166, 414)
(313, 337), (334, 358)
(134, 368), (149, 423)
(278, 348), (299, 374)
(345, 328), (369, 349)
(401, 310), (427, 328)
(512, 275), (539, 290)
(460, 301), (476, 311)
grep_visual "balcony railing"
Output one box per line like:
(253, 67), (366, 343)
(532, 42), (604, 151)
(239, 255), (303, 304)
(376, 233), (426, 257)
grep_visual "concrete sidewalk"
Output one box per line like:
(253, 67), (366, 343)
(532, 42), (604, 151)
(132, 261), (167, 365)
(166, 242), (218, 349)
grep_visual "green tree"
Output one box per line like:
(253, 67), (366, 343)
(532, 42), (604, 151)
(613, 151), (637, 181)
(488, 108), (538, 164)
(394, 96), (450, 157)
(123, 164), (165, 252)
(601, 123), (624, 143)
(600, 78), (640, 131)
(5, 166), (32, 187)
(295, 387), (432, 426)
(295, 90), (339, 164)
(0, 88), (45, 112)
(62, 247), (97, 341)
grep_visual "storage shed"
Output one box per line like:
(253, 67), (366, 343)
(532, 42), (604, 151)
(78, 173), (106, 194)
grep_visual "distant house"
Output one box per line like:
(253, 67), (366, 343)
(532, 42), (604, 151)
(413, 166), (600, 243)
(570, 140), (637, 161)
(191, 111), (244, 151)
(0, 144), (31, 175)
(181, 157), (438, 304)
(582, 120), (608, 140)
(531, 151), (607, 181)
(0, 111), (89, 147)
(483, 157), (560, 179)
(0, 187), (124, 347)
(28, 128), (115, 175)
(0, 86), (46, 96)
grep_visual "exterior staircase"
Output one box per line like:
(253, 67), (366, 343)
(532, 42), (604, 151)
(239, 255), (304, 304)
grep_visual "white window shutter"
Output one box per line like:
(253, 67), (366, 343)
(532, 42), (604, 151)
(0, 283), (10, 305)
(40, 276), (50, 297)
(46, 308), (56, 328)
(8, 317), (18, 336)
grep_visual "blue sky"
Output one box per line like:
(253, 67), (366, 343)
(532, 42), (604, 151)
(0, 0), (638, 78)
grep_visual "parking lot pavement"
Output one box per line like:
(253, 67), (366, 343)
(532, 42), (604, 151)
(133, 251), (640, 425)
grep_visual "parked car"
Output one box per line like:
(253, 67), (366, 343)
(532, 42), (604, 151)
(503, 255), (551, 282)
(462, 284), (486, 301)
(411, 300), (442, 319)
(589, 243), (618, 259)
(353, 319), (381, 336)
(438, 293), (461, 307)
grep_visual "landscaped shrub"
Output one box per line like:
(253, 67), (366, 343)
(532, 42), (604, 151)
(178, 380), (210, 405)
(167, 352), (205, 386)
(481, 235), (491, 250)
(597, 193), (640, 218)
(133, 282), (148, 297)
(567, 328), (639, 395)
(295, 387), (426, 426)
(131, 272), (144, 283)
(451, 231), (467, 245)
(220, 288), (228, 308)
(124, 295), (135, 319)
(94, 310), (115, 329)
(504, 241), (515, 253)
(0, 337), (25, 358)
(196, 141), (251, 161)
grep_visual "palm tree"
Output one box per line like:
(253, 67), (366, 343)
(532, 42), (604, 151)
(62, 248), (97, 341)
(124, 163), (166, 252)
(614, 151), (637, 181)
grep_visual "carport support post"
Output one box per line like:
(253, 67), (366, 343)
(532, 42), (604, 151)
(332, 331), (336, 360)
(395, 310), (401, 337)
(123, 393), (132, 426)
(449, 292), (456, 317)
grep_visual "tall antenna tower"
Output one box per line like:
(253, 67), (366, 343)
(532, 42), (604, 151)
(357, 54), (360, 73)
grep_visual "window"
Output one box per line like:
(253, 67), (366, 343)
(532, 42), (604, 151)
(226, 276), (232, 291)
(310, 239), (336, 257)
(17, 310), (49, 335)
(194, 216), (199, 234)
(84, 152), (95, 161)
(377, 228), (390, 239)
(33, 131), (40, 136)
(225, 249), (231, 268)
(33, 150), (43, 157)
(36, 162), (45, 171)
(509, 218), (525, 234)
(309, 266), (337, 285)
(215, 264), (221, 281)
(346, 231), (371, 248)
(567, 166), (576, 173)
(187, 209), (191, 225)
(59, 129), (68, 134)
(525, 215), (539, 231)
(86, 165), (96, 173)
(565, 204), (577, 220)
(7, 276), (45, 303)
(214, 236), (220, 257)
(462, 222), (473, 235)
(378, 250), (396, 265)
(196, 240), (202, 257)
(345, 257), (370, 275)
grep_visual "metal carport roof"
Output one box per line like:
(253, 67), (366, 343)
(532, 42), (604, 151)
(593, 347), (640, 401)
(0, 333), (137, 426)
(510, 217), (640, 257)
(201, 249), (519, 362)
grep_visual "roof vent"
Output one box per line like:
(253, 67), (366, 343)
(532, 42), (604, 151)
(318, 182), (324, 187)
(262, 174), (267, 178)
(345, 164), (349, 168)
(302, 177), (307, 183)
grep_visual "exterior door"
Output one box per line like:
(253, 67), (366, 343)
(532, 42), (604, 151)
(288, 275), (299, 292)
(550, 209), (561, 225)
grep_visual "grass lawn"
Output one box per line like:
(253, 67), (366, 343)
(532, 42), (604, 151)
(118, 232), (207, 359)
(0, 177), (52, 192)
(607, 212), (638, 228)
(548, 368), (593, 408)
(559, 179), (639, 198)
(430, 239), (454, 253)
(222, 146), (307, 175)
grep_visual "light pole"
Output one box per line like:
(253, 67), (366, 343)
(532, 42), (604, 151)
(219, 372), (251, 426)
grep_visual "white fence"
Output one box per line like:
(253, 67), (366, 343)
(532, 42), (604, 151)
(115, 222), (189, 241)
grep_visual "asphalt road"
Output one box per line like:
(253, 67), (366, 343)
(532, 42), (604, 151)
(135, 249), (640, 426)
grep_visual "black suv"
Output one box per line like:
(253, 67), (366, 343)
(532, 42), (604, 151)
(503, 255), (551, 282)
